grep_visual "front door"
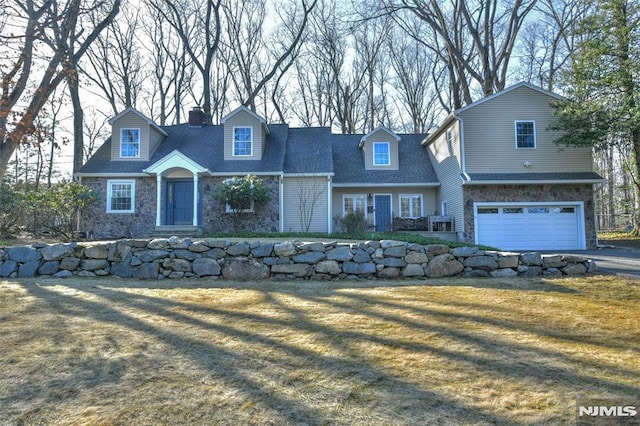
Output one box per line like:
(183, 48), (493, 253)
(374, 194), (392, 232)
(166, 180), (194, 225)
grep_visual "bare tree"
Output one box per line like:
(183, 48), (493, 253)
(382, 0), (536, 109)
(82, 108), (109, 162)
(142, 4), (193, 125)
(241, 0), (318, 115)
(515, 0), (590, 92)
(83, 7), (147, 114)
(150, 0), (222, 123)
(0, 0), (121, 183)
(387, 28), (442, 132)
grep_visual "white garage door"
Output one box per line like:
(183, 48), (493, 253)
(476, 204), (584, 250)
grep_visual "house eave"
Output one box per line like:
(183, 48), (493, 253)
(284, 172), (335, 178)
(422, 113), (457, 146)
(331, 182), (440, 188)
(75, 172), (150, 178)
(462, 179), (605, 186)
(207, 171), (283, 177)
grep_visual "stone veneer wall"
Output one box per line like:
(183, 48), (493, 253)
(0, 238), (596, 280)
(82, 176), (281, 238)
(462, 184), (597, 249)
(201, 176), (280, 233)
(82, 177), (158, 239)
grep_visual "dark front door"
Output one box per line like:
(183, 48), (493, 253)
(374, 194), (392, 231)
(166, 181), (194, 225)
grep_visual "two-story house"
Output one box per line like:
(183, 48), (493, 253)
(423, 82), (603, 250)
(77, 82), (602, 250)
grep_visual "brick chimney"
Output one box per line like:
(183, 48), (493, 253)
(188, 106), (205, 127)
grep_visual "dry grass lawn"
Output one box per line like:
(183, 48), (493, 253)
(0, 275), (638, 425)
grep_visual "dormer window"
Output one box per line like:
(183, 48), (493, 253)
(233, 127), (253, 156)
(515, 121), (536, 149)
(120, 128), (140, 158)
(373, 142), (390, 166)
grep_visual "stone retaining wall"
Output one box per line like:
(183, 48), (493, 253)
(0, 238), (597, 280)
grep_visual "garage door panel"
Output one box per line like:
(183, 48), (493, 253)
(476, 204), (582, 250)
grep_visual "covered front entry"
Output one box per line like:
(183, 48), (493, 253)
(143, 150), (210, 229)
(475, 202), (585, 250)
(165, 180), (194, 225)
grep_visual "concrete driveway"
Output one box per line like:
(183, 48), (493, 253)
(545, 247), (640, 279)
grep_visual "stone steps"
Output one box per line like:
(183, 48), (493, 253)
(153, 226), (203, 238)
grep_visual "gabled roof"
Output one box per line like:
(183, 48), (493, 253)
(108, 107), (168, 137)
(143, 150), (210, 175)
(78, 112), (437, 186)
(423, 82), (565, 146)
(332, 133), (439, 186)
(454, 81), (565, 115)
(221, 105), (270, 135)
(358, 126), (401, 148)
(77, 123), (288, 176)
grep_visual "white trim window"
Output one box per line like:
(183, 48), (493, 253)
(399, 194), (423, 218)
(343, 194), (366, 216)
(372, 142), (390, 166)
(120, 128), (140, 158)
(233, 127), (253, 156)
(107, 180), (135, 213)
(515, 121), (536, 149)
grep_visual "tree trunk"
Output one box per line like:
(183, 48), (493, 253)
(70, 69), (84, 176)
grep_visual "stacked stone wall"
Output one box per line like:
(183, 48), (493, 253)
(0, 238), (596, 280)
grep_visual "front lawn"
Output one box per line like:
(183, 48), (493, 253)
(1, 276), (638, 424)
(599, 231), (640, 250)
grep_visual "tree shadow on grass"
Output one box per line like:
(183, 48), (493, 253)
(28, 274), (581, 294)
(8, 281), (516, 425)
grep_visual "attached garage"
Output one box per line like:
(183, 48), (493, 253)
(474, 203), (585, 250)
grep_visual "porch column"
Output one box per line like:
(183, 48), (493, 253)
(155, 174), (162, 227)
(192, 173), (199, 226)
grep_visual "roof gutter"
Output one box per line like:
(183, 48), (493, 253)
(74, 172), (150, 178)
(331, 182), (440, 188)
(462, 179), (605, 185)
(284, 172), (335, 178)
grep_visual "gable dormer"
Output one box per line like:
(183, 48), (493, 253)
(359, 127), (400, 170)
(222, 106), (270, 161)
(109, 107), (167, 161)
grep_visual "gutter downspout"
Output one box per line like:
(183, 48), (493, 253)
(327, 176), (332, 234)
(279, 174), (284, 232)
(456, 112), (466, 239)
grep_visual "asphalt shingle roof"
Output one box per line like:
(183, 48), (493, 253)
(283, 127), (334, 174)
(80, 124), (437, 186)
(80, 123), (288, 175)
(331, 133), (439, 184)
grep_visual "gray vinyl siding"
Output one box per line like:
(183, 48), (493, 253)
(362, 130), (399, 170)
(460, 86), (593, 173)
(149, 126), (165, 154)
(426, 121), (465, 233)
(282, 177), (329, 232)
(223, 110), (265, 160)
(110, 111), (153, 161)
